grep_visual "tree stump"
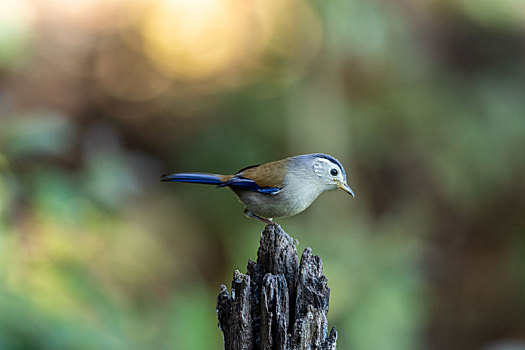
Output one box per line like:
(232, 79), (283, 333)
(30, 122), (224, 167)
(217, 223), (337, 350)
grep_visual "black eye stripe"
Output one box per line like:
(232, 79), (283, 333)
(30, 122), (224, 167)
(330, 168), (338, 176)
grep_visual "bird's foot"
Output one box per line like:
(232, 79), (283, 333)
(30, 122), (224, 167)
(244, 209), (274, 225)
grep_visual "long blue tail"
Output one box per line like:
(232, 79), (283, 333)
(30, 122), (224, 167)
(161, 172), (224, 185)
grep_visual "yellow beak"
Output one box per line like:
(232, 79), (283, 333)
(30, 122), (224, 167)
(336, 180), (355, 197)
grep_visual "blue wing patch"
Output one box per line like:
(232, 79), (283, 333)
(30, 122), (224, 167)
(218, 176), (281, 194)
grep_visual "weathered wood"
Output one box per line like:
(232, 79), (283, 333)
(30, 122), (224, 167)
(217, 224), (338, 350)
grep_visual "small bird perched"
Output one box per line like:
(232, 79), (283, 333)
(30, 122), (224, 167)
(161, 153), (354, 224)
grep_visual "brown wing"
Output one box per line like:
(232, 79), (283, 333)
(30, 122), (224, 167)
(217, 174), (234, 182)
(239, 159), (287, 188)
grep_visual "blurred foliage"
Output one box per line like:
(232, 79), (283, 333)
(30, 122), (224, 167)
(1, 0), (525, 349)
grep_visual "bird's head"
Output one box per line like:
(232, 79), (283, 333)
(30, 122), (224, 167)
(310, 154), (355, 197)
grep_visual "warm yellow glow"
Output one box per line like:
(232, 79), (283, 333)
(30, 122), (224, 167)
(140, 0), (251, 80)
(135, 0), (323, 86)
(0, 0), (34, 27)
(17, 0), (324, 96)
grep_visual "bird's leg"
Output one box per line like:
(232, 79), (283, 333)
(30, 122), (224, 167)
(244, 209), (274, 225)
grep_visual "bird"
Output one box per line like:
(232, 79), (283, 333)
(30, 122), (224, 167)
(161, 153), (355, 224)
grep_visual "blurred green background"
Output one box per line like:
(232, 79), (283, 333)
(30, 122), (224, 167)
(1, 0), (525, 349)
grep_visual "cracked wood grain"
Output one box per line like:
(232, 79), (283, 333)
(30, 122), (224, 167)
(217, 224), (338, 350)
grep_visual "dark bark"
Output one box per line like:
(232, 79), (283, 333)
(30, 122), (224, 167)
(217, 224), (337, 350)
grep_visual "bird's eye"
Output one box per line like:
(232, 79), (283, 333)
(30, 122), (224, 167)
(330, 168), (338, 176)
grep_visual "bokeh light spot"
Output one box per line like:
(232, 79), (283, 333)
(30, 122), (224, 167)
(140, 0), (251, 80)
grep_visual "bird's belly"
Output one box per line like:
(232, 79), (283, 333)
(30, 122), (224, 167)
(234, 190), (318, 218)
